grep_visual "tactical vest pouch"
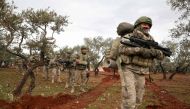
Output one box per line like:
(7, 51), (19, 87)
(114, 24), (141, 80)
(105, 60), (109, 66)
(131, 56), (153, 67)
(120, 55), (153, 67)
(120, 55), (132, 64)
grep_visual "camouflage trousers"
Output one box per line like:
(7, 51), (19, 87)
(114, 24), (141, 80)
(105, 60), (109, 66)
(120, 65), (146, 109)
(65, 68), (75, 89)
(74, 69), (88, 92)
(51, 67), (62, 83)
(43, 65), (49, 80)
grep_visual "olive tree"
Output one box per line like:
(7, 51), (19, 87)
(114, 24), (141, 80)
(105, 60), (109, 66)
(167, 0), (190, 79)
(0, 0), (69, 96)
(84, 36), (113, 75)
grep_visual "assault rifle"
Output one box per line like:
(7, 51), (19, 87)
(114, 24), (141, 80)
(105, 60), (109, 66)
(58, 59), (75, 68)
(120, 36), (172, 57)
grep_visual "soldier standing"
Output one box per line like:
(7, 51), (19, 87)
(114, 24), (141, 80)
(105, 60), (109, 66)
(109, 16), (165, 109)
(15, 57), (25, 75)
(48, 55), (62, 83)
(75, 46), (90, 92)
(43, 56), (50, 80)
(64, 49), (76, 93)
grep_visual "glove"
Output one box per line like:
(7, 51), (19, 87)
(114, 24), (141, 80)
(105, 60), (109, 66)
(138, 48), (153, 58)
(138, 48), (164, 59)
(150, 48), (164, 60)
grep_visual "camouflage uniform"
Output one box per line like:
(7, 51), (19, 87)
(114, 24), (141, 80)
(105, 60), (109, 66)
(15, 58), (26, 75)
(64, 50), (76, 93)
(48, 56), (62, 83)
(43, 56), (50, 80)
(75, 46), (90, 92)
(109, 17), (164, 109)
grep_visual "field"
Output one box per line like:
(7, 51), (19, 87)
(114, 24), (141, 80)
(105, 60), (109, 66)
(0, 68), (190, 109)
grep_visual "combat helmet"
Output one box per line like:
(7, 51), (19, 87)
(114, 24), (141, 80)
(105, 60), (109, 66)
(134, 16), (152, 28)
(81, 45), (88, 50)
(66, 49), (72, 54)
(117, 22), (134, 36)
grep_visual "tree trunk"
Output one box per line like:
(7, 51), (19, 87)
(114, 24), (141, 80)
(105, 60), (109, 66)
(169, 66), (179, 80)
(94, 68), (99, 76)
(12, 69), (30, 96)
(181, 64), (190, 74)
(94, 56), (105, 76)
(44, 66), (49, 80)
(159, 62), (167, 79)
(112, 68), (116, 78)
(12, 68), (36, 96)
(148, 73), (154, 82)
(163, 71), (167, 79)
(147, 68), (153, 82)
(27, 70), (35, 94)
(169, 72), (177, 80)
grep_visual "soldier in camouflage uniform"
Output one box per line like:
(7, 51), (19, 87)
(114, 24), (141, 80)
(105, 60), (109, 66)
(43, 56), (50, 80)
(109, 16), (165, 109)
(15, 57), (26, 75)
(75, 46), (90, 92)
(48, 55), (62, 83)
(64, 49), (76, 93)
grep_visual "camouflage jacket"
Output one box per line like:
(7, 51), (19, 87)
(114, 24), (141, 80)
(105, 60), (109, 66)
(118, 29), (155, 68)
(75, 53), (90, 70)
(63, 54), (76, 68)
(108, 29), (157, 75)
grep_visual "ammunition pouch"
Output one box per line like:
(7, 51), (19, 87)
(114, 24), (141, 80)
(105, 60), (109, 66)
(120, 55), (154, 67)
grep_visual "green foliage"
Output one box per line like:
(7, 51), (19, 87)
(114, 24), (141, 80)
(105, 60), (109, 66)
(22, 8), (69, 34)
(0, 0), (70, 96)
(84, 36), (114, 68)
(166, 0), (190, 73)
(167, 0), (189, 38)
(0, 0), (69, 60)
(167, 0), (189, 18)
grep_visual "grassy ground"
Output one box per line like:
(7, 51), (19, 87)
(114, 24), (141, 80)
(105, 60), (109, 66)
(86, 81), (121, 109)
(0, 68), (22, 100)
(0, 68), (190, 108)
(86, 80), (161, 109)
(86, 73), (190, 109)
(151, 73), (190, 106)
(0, 68), (104, 100)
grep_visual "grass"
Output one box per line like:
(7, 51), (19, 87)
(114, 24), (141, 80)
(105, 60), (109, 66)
(152, 73), (190, 106)
(0, 68), (103, 100)
(86, 81), (160, 109)
(1, 68), (190, 108)
(139, 89), (161, 109)
(87, 82), (121, 109)
(0, 68), (22, 100)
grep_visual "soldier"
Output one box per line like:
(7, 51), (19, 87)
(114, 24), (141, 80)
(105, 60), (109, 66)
(75, 46), (90, 92)
(49, 55), (62, 83)
(15, 57), (26, 75)
(43, 56), (50, 80)
(102, 49), (116, 74)
(109, 16), (165, 109)
(64, 49), (76, 93)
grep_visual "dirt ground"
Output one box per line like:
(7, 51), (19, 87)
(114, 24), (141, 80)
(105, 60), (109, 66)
(0, 68), (190, 109)
(146, 82), (190, 109)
